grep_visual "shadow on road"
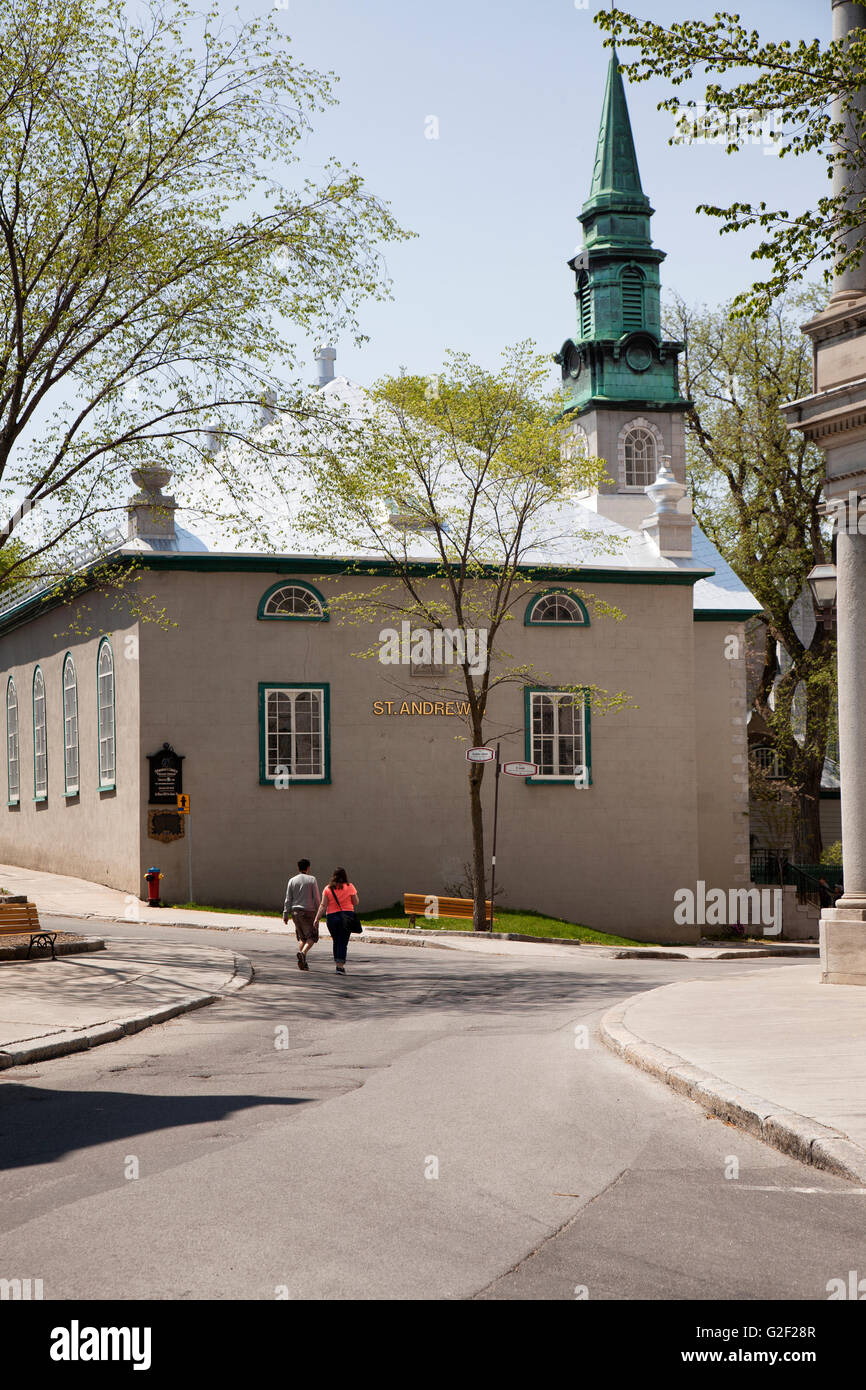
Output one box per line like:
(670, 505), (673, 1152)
(0, 1086), (310, 1169)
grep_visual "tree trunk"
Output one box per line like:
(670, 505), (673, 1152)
(469, 765), (488, 932)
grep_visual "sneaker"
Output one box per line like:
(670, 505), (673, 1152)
(335, 964), (346, 974)
(297, 951), (308, 971)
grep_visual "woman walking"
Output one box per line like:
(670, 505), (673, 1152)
(315, 867), (359, 975)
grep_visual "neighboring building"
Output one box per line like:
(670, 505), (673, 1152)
(0, 54), (760, 942)
(745, 593), (841, 864)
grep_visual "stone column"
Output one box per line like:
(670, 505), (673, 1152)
(830, 0), (866, 305)
(821, 518), (866, 980)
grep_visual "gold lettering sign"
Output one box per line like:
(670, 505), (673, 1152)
(372, 700), (470, 716)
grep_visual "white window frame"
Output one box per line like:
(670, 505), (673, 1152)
(33, 666), (47, 800)
(6, 678), (19, 804)
(528, 689), (589, 782)
(63, 655), (80, 795)
(97, 639), (116, 789)
(618, 417), (664, 491)
(260, 684), (329, 783)
(528, 592), (588, 625)
(261, 584), (325, 619)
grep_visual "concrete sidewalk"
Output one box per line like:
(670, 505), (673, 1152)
(0, 862), (815, 962)
(0, 939), (251, 1069)
(602, 962), (866, 1184)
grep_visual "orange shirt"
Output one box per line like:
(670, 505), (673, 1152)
(324, 883), (356, 913)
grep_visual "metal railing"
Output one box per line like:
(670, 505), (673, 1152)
(750, 854), (843, 906)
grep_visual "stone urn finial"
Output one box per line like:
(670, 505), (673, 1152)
(127, 465), (177, 542)
(645, 456), (686, 515)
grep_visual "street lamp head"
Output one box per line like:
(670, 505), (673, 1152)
(807, 562), (838, 611)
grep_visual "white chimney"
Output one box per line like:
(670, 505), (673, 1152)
(259, 388), (278, 426)
(314, 345), (337, 388)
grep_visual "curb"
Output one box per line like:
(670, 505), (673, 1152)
(352, 927), (816, 959)
(0, 951), (253, 1072)
(48, 910), (818, 959)
(599, 994), (866, 1185)
(0, 934), (105, 962)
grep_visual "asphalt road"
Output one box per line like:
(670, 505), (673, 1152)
(1, 920), (862, 1301)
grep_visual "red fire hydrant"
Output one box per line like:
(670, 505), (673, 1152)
(144, 867), (163, 907)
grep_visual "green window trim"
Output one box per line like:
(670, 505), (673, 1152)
(32, 665), (47, 801)
(525, 589), (590, 627)
(258, 682), (331, 785)
(6, 675), (19, 805)
(257, 580), (329, 622)
(524, 685), (593, 786)
(96, 637), (116, 791)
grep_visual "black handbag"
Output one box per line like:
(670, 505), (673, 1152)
(327, 885), (362, 933)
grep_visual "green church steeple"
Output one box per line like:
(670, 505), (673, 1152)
(555, 50), (686, 417)
(585, 48), (650, 215)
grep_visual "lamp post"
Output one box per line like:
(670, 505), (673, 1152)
(806, 563), (838, 630)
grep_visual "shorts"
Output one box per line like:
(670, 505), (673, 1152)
(291, 908), (319, 944)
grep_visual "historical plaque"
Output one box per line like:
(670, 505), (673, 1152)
(147, 743), (184, 804)
(148, 809), (185, 843)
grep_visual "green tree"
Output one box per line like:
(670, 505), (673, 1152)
(0, 0), (408, 594)
(597, 6), (866, 313)
(298, 344), (629, 932)
(667, 289), (836, 859)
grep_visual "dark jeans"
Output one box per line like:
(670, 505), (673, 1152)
(327, 913), (352, 963)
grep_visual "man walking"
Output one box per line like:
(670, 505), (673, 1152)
(283, 858), (321, 971)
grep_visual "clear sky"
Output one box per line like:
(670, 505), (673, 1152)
(227, 0), (832, 387)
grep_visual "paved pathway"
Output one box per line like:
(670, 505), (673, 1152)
(0, 919), (861, 1302)
(607, 963), (866, 1154)
(0, 941), (249, 1063)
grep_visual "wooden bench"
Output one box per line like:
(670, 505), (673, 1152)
(0, 899), (57, 958)
(404, 893), (493, 929)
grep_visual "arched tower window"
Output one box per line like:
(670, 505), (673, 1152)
(6, 678), (19, 804)
(621, 266), (645, 333)
(63, 655), (79, 794)
(623, 426), (657, 488)
(97, 639), (116, 788)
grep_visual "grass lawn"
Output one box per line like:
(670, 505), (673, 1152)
(361, 904), (659, 947)
(170, 900), (659, 948)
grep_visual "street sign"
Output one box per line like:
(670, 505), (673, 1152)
(466, 747), (495, 762)
(503, 761), (537, 777)
(176, 793), (190, 814)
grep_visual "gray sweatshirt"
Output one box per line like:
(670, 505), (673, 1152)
(284, 873), (321, 914)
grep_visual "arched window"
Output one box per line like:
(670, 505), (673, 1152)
(6, 678), (19, 804)
(63, 655), (79, 794)
(621, 266), (645, 332)
(258, 581), (328, 621)
(33, 667), (47, 799)
(560, 420), (588, 465)
(97, 639), (116, 788)
(526, 591), (590, 626)
(753, 745), (783, 778)
(623, 426), (657, 488)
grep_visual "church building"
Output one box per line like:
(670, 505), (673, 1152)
(0, 54), (761, 942)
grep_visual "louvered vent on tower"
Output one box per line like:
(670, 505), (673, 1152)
(579, 280), (592, 338)
(621, 267), (644, 332)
